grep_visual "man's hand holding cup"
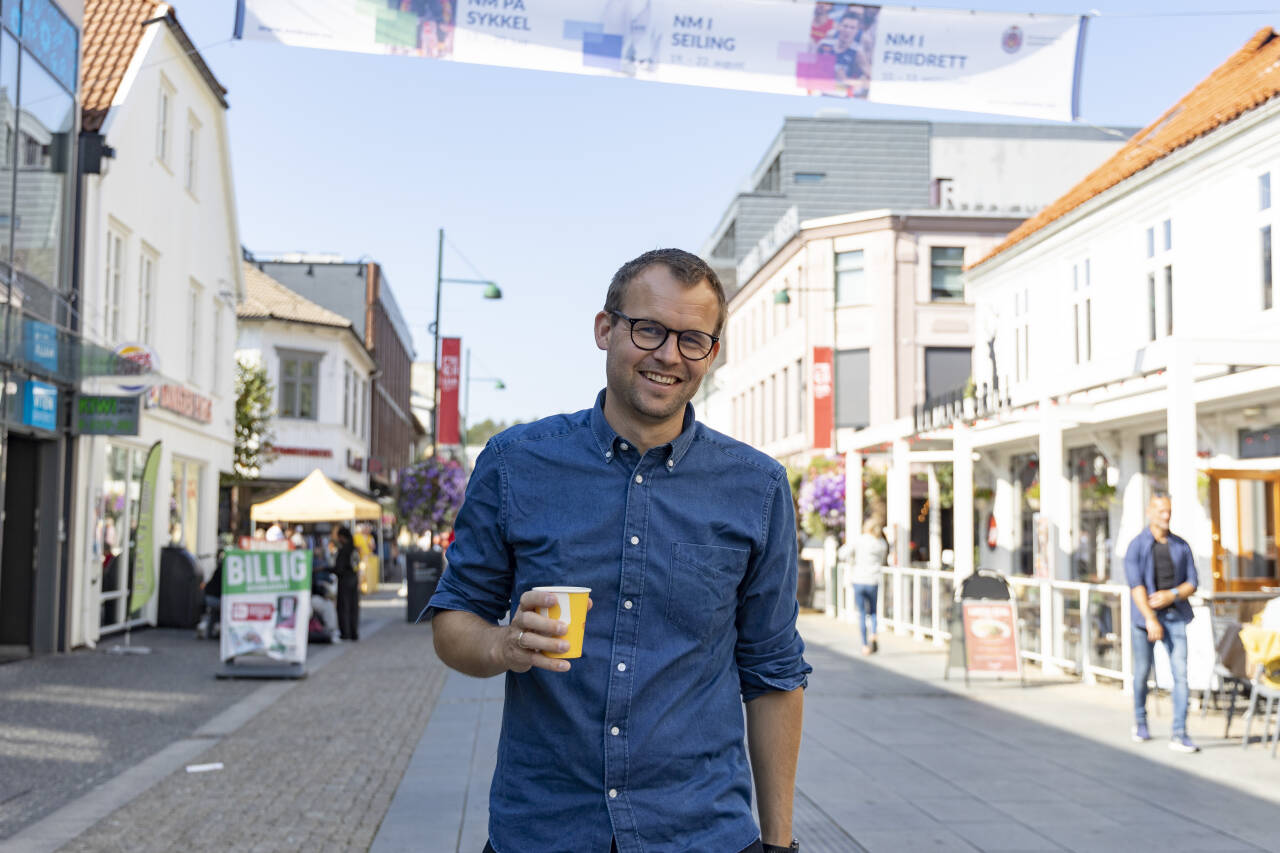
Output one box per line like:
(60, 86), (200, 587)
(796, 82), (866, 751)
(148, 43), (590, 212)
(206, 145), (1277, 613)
(504, 587), (592, 673)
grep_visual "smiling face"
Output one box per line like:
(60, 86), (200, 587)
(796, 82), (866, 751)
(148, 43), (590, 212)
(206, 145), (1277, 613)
(594, 263), (720, 448)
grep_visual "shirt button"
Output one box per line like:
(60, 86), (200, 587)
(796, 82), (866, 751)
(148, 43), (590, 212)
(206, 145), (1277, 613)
(611, 726), (620, 736)
(634, 474), (643, 484)
(609, 788), (618, 799)
(623, 599), (633, 610)
(666, 459), (674, 468)
(605, 451), (612, 459)
(617, 662), (626, 672)
(630, 536), (639, 545)
(619, 442), (629, 451)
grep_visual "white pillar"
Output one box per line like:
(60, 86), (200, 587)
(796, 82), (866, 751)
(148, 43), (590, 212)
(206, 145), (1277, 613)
(953, 424), (975, 581)
(927, 463), (942, 569)
(888, 438), (912, 567)
(1118, 432), (1144, 585)
(1038, 407), (1069, 580)
(845, 451), (862, 544)
(1166, 343), (1205, 557)
(990, 453), (1016, 576)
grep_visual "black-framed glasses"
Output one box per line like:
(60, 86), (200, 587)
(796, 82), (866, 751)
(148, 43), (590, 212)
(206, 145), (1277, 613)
(609, 310), (719, 360)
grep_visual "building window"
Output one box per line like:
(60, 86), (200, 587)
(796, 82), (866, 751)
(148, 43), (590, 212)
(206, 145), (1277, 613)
(279, 352), (321, 420)
(156, 78), (173, 165)
(1145, 226), (1155, 259)
(1147, 273), (1157, 342)
(104, 228), (125, 341)
(211, 304), (222, 393)
(930, 246), (965, 301)
(712, 221), (735, 259)
(168, 458), (202, 554)
(1084, 298), (1092, 361)
(1162, 218), (1172, 252)
(1264, 225), (1273, 311)
(924, 346), (971, 403)
(137, 248), (155, 345)
(794, 172), (825, 184)
(184, 113), (200, 194)
(342, 362), (352, 429)
(362, 379), (369, 438)
(1072, 261), (1092, 363)
(1261, 172), (1272, 211)
(187, 284), (201, 383)
(835, 249), (867, 304)
(1073, 304), (1080, 365)
(836, 348), (870, 429)
(756, 155), (781, 193)
(782, 364), (791, 437)
(1164, 265), (1174, 336)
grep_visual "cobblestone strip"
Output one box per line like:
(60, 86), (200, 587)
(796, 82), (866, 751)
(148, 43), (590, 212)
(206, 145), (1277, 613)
(60, 621), (447, 853)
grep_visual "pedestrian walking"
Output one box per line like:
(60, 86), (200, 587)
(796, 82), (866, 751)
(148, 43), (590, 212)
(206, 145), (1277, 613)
(1125, 494), (1200, 752)
(332, 525), (360, 641)
(428, 248), (810, 853)
(841, 518), (887, 656)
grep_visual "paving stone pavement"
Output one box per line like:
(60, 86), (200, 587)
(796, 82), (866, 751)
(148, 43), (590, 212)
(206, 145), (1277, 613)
(55, 615), (446, 853)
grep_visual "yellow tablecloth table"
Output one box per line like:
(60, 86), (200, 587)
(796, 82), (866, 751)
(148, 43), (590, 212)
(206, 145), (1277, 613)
(1238, 624), (1280, 687)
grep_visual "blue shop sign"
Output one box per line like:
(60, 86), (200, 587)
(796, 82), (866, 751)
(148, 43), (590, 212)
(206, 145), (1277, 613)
(23, 317), (58, 373)
(23, 379), (57, 431)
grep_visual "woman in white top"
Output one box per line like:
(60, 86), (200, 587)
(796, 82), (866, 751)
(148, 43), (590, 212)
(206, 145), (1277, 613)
(846, 518), (888, 655)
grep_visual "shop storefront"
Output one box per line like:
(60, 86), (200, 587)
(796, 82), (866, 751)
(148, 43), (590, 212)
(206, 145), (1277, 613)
(0, 1), (81, 660)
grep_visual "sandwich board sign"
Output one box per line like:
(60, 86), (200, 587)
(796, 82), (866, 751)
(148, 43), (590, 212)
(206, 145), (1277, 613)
(217, 549), (312, 679)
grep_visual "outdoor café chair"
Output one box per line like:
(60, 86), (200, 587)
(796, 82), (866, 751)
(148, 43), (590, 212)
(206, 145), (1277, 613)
(1239, 660), (1280, 756)
(1200, 616), (1250, 737)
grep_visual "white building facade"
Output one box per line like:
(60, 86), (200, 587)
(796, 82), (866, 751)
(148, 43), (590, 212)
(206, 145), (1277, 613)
(70, 5), (241, 644)
(236, 263), (375, 496)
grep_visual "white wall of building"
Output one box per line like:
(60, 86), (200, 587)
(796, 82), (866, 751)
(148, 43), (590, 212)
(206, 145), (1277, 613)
(70, 20), (241, 645)
(236, 321), (375, 489)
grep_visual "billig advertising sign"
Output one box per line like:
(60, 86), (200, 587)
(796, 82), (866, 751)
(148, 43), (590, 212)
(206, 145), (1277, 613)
(220, 549), (312, 665)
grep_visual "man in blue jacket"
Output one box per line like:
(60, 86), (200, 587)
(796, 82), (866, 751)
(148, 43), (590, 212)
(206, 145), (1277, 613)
(1124, 494), (1199, 752)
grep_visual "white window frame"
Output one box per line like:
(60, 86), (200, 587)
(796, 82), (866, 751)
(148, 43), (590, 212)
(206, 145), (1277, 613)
(1260, 171), (1274, 311)
(211, 302), (223, 394)
(156, 76), (175, 167)
(1071, 258), (1092, 365)
(184, 112), (201, 195)
(187, 281), (202, 384)
(137, 245), (156, 345)
(104, 224), (126, 342)
(835, 249), (868, 305)
(1143, 218), (1173, 339)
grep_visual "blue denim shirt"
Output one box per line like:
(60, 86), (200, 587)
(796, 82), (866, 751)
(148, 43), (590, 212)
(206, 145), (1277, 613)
(1123, 527), (1199, 627)
(429, 392), (811, 853)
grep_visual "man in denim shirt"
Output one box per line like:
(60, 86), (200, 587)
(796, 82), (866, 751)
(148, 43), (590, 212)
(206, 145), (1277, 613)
(1124, 494), (1200, 753)
(429, 249), (811, 853)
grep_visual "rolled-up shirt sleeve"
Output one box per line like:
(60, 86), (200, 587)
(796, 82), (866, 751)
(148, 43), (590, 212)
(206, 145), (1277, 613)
(427, 443), (514, 624)
(736, 472), (811, 702)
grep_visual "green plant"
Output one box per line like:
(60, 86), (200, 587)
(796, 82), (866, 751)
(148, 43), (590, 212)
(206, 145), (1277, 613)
(231, 357), (276, 481)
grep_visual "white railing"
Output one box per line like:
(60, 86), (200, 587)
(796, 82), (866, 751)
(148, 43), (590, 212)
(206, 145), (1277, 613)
(838, 565), (1133, 688)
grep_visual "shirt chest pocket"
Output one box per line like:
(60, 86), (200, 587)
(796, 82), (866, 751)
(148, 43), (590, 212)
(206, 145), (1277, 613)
(666, 542), (748, 644)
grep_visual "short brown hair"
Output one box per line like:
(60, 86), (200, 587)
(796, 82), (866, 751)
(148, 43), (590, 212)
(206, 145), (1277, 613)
(605, 249), (727, 336)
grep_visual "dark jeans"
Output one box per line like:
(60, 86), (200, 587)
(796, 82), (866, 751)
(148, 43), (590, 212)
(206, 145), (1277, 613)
(484, 839), (765, 852)
(337, 573), (360, 640)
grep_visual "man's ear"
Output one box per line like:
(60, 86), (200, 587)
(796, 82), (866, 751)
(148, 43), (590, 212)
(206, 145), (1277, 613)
(594, 311), (613, 351)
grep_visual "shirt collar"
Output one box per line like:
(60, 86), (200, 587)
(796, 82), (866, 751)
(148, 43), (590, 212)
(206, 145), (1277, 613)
(588, 389), (699, 470)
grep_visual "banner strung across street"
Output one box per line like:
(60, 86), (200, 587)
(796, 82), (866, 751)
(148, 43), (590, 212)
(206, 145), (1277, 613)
(235, 1), (1086, 121)
(220, 549), (313, 665)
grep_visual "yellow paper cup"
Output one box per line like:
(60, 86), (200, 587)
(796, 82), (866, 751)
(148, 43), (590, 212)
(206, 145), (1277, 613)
(533, 586), (591, 659)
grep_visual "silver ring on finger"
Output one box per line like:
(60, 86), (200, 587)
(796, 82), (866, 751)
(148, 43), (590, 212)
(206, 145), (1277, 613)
(516, 630), (526, 648)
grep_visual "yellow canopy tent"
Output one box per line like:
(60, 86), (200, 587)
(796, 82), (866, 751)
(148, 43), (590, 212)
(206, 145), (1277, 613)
(249, 468), (382, 523)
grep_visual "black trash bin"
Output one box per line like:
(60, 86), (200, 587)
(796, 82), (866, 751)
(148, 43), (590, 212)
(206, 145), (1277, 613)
(406, 548), (443, 623)
(157, 546), (204, 628)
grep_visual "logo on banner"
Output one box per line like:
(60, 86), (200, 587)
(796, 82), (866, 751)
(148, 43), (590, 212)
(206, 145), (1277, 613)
(1001, 26), (1023, 54)
(113, 342), (160, 393)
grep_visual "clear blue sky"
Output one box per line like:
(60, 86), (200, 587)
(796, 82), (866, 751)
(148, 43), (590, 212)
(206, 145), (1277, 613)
(174, 2), (1278, 425)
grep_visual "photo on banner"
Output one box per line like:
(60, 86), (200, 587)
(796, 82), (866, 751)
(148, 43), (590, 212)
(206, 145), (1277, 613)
(237, 0), (1086, 121)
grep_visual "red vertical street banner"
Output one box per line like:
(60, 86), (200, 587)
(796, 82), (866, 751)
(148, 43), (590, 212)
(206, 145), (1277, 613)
(438, 337), (461, 446)
(812, 347), (833, 450)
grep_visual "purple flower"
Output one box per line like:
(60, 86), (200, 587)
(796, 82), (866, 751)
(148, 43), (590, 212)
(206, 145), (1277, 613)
(397, 458), (467, 535)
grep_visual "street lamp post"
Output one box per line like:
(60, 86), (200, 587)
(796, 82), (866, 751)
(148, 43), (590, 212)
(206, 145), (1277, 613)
(431, 227), (502, 458)
(461, 347), (505, 467)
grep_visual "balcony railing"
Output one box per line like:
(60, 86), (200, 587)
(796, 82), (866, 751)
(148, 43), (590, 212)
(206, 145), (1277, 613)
(912, 382), (1010, 433)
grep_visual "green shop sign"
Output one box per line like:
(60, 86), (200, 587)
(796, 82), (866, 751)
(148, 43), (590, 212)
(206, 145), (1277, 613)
(76, 395), (140, 435)
(223, 549), (312, 595)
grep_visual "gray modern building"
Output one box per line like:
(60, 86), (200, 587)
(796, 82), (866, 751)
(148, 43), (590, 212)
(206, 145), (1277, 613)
(703, 117), (1136, 294)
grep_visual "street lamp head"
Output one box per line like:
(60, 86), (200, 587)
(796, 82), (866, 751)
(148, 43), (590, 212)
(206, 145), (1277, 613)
(773, 290), (791, 305)
(495, 379), (506, 390)
(483, 283), (503, 299)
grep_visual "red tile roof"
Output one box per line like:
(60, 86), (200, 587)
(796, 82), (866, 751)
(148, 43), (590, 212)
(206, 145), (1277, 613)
(973, 27), (1280, 269)
(81, 1), (228, 133)
(239, 262), (354, 330)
